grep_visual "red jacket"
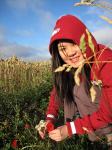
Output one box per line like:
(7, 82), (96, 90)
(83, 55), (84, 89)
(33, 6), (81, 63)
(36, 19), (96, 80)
(46, 15), (112, 135)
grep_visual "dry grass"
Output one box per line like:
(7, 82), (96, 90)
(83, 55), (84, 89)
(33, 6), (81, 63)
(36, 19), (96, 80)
(0, 56), (52, 93)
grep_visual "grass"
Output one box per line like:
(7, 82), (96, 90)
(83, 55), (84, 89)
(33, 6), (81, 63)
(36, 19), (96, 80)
(0, 57), (110, 149)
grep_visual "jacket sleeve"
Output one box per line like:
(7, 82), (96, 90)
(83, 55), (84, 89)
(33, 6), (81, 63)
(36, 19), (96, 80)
(66, 62), (112, 136)
(46, 87), (60, 122)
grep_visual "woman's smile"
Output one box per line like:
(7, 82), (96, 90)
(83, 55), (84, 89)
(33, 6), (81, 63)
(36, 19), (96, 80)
(70, 55), (80, 63)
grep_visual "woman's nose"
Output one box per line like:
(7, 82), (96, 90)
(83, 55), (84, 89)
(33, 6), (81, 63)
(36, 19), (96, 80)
(66, 48), (76, 57)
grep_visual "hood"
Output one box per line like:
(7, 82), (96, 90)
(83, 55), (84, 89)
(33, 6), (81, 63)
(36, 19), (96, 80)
(49, 14), (98, 59)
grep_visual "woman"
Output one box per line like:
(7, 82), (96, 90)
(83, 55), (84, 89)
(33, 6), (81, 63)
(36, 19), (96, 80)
(38, 14), (112, 143)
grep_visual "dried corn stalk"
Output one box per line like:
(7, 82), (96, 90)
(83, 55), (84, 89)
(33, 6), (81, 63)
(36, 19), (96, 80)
(92, 80), (102, 87)
(100, 16), (112, 24)
(86, 29), (99, 69)
(74, 2), (93, 6)
(90, 85), (96, 102)
(65, 65), (72, 72)
(54, 64), (70, 72)
(90, 80), (102, 102)
(82, 127), (92, 133)
(86, 29), (95, 54)
(74, 62), (84, 86)
(74, 0), (112, 11)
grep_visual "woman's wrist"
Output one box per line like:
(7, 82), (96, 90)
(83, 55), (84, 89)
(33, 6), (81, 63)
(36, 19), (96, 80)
(66, 121), (76, 137)
(46, 114), (56, 123)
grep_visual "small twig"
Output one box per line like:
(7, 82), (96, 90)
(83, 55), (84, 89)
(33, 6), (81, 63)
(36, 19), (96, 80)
(21, 145), (39, 150)
(85, 60), (112, 64)
(87, 41), (112, 62)
(84, 55), (98, 81)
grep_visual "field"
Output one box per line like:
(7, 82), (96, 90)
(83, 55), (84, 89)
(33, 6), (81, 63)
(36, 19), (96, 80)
(0, 57), (109, 149)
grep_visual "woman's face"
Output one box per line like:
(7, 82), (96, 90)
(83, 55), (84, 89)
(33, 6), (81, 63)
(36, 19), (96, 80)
(58, 41), (85, 68)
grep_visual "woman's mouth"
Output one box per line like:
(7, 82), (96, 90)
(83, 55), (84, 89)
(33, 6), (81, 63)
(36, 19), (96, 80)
(70, 56), (79, 63)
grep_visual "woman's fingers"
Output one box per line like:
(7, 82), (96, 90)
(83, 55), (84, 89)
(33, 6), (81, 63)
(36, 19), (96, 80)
(48, 125), (68, 141)
(39, 130), (46, 139)
(49, 129), (62, 141)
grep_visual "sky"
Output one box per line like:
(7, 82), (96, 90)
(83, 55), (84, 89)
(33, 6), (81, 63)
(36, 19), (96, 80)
(0, 0), (112, 61)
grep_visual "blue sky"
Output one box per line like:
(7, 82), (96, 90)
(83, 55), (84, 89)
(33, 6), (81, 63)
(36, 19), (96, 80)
(0, 0), (112, 61)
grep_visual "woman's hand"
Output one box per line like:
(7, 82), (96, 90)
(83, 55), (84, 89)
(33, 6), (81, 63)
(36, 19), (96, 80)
(48, 125), (68, 142)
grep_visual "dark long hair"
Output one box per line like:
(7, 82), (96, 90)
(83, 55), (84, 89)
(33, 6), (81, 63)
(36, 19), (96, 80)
(50, 40), (91, 104)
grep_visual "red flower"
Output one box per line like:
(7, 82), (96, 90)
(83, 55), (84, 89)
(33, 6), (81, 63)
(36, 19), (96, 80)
(24, 123), (30, 129)
(46, 122), (54, 132)
(11, 139), (17, 149)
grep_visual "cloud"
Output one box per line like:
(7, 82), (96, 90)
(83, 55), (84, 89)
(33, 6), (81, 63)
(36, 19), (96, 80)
(0, 25), (6, 42)
(82, 5), (112, 46)
(86, 19), (104, 31)
(93, 27), (112, 46)
(0, 0), (53, 61)
(0, 40), (50, 60)
(0, 25), (50, 61)
(84, 4), (112, 25)
(83, 7), (112, 34)
(15, 30), (35, 38)
(6, 0), (44, 11)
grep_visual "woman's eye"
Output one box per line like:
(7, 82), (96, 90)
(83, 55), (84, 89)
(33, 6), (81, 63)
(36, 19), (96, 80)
(58, 45), (66, 51)
(62, 47), (66, 51)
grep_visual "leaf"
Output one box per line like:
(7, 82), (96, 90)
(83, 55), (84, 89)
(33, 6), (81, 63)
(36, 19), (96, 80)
(79, 33), (86, 53)
(54, 66), (65, 72)
(86, 29), (95, 53)
(65, 65), (72, 72)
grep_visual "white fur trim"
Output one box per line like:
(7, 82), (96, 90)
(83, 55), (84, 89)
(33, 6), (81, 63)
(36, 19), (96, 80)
(47, 114), (55, 118)
(70, 121), (76, 134)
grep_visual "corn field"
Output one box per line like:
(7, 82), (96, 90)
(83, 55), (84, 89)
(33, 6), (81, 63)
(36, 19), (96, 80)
(0, 56), (52, 93)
